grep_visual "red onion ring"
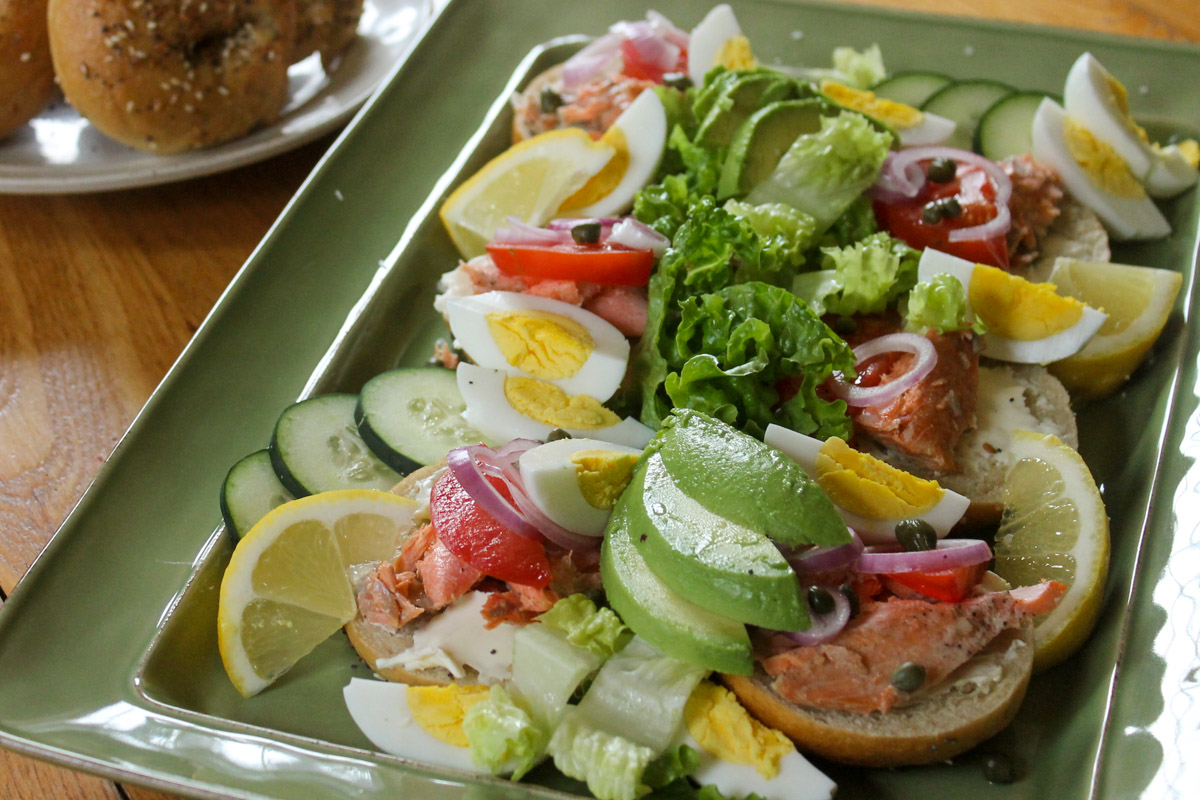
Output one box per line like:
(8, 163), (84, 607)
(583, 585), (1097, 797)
(607, 218), (669, 256)
(626, 33), (680, 73)
(829, 333), (938, 408)
(871, 152), (927, 201)
(546, 217), (620, 232)
(561, 32), (624, 88)
(856, 538), (992, 575)
(781, 585), (852, 646)
(496, 451), (600, 551)
(782, 529), (864, 575)
(492, 217), (573, 246)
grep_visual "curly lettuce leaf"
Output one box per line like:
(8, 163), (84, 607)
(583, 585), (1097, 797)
(634, 126), (725, 239)
(792, 231), (919, 317)
(831, 44), (887, 90)
(463, 685), (548, 780)
(818, 193), (878, 248)
(539, 594), (632, 660)
(903, 273), (987, 334)
(722, 200), (820, 272)
(549, 707), (658, 800)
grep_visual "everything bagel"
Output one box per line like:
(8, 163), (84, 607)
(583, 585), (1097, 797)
(293, 0), (363, 67)
(48, 0), (297, 153)
(0, 0), (56, 139)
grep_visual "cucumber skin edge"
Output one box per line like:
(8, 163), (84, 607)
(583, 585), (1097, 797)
(354, 395), (424, 477)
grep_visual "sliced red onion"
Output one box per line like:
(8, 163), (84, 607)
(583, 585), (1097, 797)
(829, 333), (938, 408)
(446, 444), (542, 540)
(783, 529), (864, 575)
(492, 217), (573, 246)
(645, 10), (690, 48)
(781, 585), (852, 646)
(607, 218), (669, 256)
(546, 217), (620, 232)
(856, 538), (992, 575)
(627, 33), (680, 73)
(871, 151), (927, 201)
(562, 32), (624, 88)
(495, 449), (600, 551)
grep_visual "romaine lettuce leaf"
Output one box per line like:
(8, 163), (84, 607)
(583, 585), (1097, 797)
(791, 231), (919, 317)
(462, 685), (547, 780)
(539, 594), (632, 660)
(723, 200), (820, 272)
(903, 273), (987, 334)
(831, 44), (887, 90)
(549, 707), (657, 800)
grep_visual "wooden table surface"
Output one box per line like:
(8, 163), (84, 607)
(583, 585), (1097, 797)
(1, 1), (1196, 799)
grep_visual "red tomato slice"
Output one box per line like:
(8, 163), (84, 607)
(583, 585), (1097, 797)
(429, 468), (550, 587)
(884, 562), (990, 602)
(619, 39), (688, 83)
(874, 163), (1010, 269)
(486, 242), (655, 286)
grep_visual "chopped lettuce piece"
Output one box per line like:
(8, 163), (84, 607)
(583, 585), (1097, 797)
(549, 707), (658, 800)
(831, 44), (887, 90)
(723, 200), (820, 272)
(539, 594), (632, 660)
(745, 112), (892, 230)
(462, 685), (547, 780)
(512, 623), (603, 729)
(903, 273), (987, 334)
(792, 231), (919, 317)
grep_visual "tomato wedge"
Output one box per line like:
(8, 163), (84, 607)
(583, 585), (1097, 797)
(884, 561), (990, 602)
(486, 242), (655, 286)
(429, 468), (550, 587)
(874, 163), (1010, 269)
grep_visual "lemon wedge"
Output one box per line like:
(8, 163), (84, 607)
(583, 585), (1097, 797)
(993, 431), (1110, 672)
(218, 489), (418, 697)
(1047, 257), (1182, 402)
(439, 128), (616, 258)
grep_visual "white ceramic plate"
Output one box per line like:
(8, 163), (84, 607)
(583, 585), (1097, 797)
(0, 0), (431, 194)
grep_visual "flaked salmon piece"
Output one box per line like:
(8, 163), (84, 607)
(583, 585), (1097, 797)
(396, 523), (436, 574)
(417, 535), (484, 610)
(1003, 154), (1064, 269)
(764, 590), (1049, 714)
(481, 582), (560, 628)
(584, 285), (649, 337)
(356, 562), (424, 630)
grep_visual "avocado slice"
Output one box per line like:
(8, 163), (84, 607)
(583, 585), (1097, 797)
(601, 492), (753, 676)
(651, 410), (848, 548)
(695, 72), (800, 149)
(717, 99), (827, 199)
(628, 452), (807, 631)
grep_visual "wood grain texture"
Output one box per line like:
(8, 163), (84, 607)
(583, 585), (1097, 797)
(0, 1), (1194, 799)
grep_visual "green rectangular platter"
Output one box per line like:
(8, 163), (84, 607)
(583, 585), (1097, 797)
(1, 1), (1198, 798)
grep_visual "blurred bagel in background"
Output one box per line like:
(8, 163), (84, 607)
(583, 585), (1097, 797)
(0, 0), (56, 140)
(293, 0), (364, 67)
(47, 0), (297, 153)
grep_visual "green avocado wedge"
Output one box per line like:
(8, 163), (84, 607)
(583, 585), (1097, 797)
(628, 452), (807, 631)
(717, 99), (827, 199)
(694, 71), (801, 149)
(601, 496), (753, 676)
(650, 410), (849, 548)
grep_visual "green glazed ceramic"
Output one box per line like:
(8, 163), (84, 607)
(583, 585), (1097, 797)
(1, 1), (1197, 799)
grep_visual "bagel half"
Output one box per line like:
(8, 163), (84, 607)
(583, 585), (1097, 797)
(721, 623), (1034, 767)
(0, 0), (55, 139)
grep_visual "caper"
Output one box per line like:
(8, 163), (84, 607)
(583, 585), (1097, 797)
(921, 201), (944, 224)
(891, 661), (926, 692)
(927, 157), (957, 183)
(662, 72), (693, 91)
(938, 196), (963, 219)
(540, 87), (564, 114)
(571, 221), (602, 244)
(895, 518), (937, 551)
(546, 428), (573, 442)
(981, 752), (1016, 784)
(807, 586), (835, 616)
(838, 584), (860, 619)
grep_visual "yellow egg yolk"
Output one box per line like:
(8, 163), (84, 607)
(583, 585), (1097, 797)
(570, 449), (639, 510)
(559, 126), (630, 211)
(685, 681), (794, 779)
(1167, 139), (1200, 169)
(821, 81), (923, 129)
(406, 684), (491, 747)
(485, 310), (594, 379)
(716, 35), (757, 71)
(504, 376), (621, 429)
(814, 437), (943, 521)
(968, 264), (1087, 340)
(1063, 116), (1147, 198)
(1105, 74), (1150, 144)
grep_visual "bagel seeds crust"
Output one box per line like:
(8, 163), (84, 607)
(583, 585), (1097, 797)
(0, 0), (56, 139)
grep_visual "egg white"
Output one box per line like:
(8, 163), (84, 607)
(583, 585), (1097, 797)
(563, 89), (668, 218)
(445, 291), (629, 401)
(343, 678), (484, 773)
(687, 3), (743, 87)
(893, 110), (957, 148)
(680, 732), (836, 800)
(1031, 97), (1170, 241)
(1064, 53), (1196, 198)
(918, 248), (1107, 364)
(764, 424), (969, 544)
(518, 437), (642, 536)
(456, 362), (656, 448)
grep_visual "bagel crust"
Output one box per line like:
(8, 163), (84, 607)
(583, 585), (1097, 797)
(48, 0), (297, 153)
(293, 0), (363, 67)
(0, 0), (56, 139)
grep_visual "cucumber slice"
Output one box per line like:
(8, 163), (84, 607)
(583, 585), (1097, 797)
(976, 91), (1058, 161)
(270, 394), (402, 496)
(220, 450), (295, 538)
(356, 367), (488, 474)
(870, 71), (953, 109)
(921, 79), (1016, 152)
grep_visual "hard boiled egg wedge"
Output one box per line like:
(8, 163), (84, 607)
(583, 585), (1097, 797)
(764, 424), (968, 545)
(555, 88), (667, 218)
(919, 248), (1107, 364)
(457, 362), (655, 448)
(821, 82), (956, 147)
(518, 437), (642, 537)
(1063, 53), (1197, 198)
(445, 291), (629, 401)
(687, 4), (756, 87)
(1031, 97), (1170, 241)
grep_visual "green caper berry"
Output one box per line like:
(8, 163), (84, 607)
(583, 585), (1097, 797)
(838, 584), (860, 619)
(545, 428), (573, 442)
(662, 72), (693, 91)
(540, 87), (564, 114)
(981, 753), (1016, 784)
(895, 518), (937, 551)
(571, 221), (602, 244)
(926, 157), (957, 183)
(807, 586), (835, 616)
(938, 196), (963, 219)
(921, 201), (944, 224)
(891, 661), (926, 692)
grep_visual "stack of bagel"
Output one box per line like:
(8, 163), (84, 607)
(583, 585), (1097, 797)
(0, 0), (363, 152)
